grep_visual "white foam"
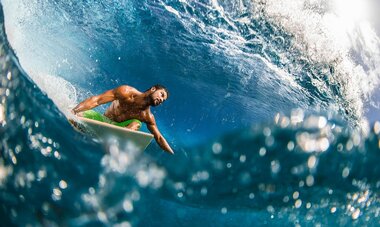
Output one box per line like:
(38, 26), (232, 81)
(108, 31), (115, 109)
(29, 73), (79, 116)
(2, 0), (97, 112)
(252, 0), (380, 122)
(159, 0), (380, 125)
(158, 0), (304, 101)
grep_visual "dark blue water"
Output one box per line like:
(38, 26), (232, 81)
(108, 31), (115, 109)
(1, 0), (380, 226)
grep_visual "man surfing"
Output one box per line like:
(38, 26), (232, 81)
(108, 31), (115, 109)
(72, 84), (174, 154)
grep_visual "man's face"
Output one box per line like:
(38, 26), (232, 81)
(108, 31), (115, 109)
(150, 88), (168, 106)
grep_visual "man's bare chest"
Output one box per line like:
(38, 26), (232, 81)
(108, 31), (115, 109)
(107, 101), (149, 122)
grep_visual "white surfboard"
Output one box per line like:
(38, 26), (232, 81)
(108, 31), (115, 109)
(73, 116), (154, 151)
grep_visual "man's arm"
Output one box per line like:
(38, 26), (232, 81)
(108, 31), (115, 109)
(72, 86), (130, 114)
(147, 120), (174, 155)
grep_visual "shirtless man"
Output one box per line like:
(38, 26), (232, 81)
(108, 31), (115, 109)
(72, 84), (174, 154)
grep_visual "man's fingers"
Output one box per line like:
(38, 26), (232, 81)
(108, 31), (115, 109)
(166, 149), (174, 155)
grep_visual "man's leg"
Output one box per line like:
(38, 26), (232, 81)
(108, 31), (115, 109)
(82, 110), (114, 124)
(125, 121), (141, 131)
(115, 119), (142, 131)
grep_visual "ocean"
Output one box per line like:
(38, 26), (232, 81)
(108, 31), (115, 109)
(1, 0), (380, 226)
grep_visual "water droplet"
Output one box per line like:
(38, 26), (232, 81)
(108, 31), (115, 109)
(54, 151), (61, 159)
(11, 156), (17, 164)
(136, 170), (149, 187)
(265, 136), (275, 147)
(318, 117), (327, 128)
(352, 133), (361, 146)
(20, 116), (25, 124)
(97, 211), (107, 222)
(287, 141), (295, 151)
(221, 207), (227, 214)
(259, 147), (266, 156)
(280, 116), (290, 128)
(274, 113), (280, 124)
(89, 187), (95, 194)
(307, 156), (317, 169)
(59, 180), (67, 189)
(342, 167), (350, 178)
(201, 187), (208, 196)
(352, 209), (360, 220)
(53, 188), (61, 196)
(131, 191), (140, 201)
(263, 127), (271, 136)
(118, 222), (131, 227)
(212, 143), (222, 154)
(52, 188), (62, 201)
(37, 169), (46, 180)
(374, 121), (380, 134)
(319, 138), (330, 152)
(271, 160), (280, 174)
(346, 140), (354, 151)
(123, 200), (133, 213)
(291, 109), (304, 125)
(295, 199), (302, 208)
(306, 175), (314, 186)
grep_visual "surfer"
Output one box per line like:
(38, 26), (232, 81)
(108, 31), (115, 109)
(72, 84), (174, 154)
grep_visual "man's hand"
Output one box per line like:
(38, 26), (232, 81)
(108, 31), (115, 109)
(165, 146), (174, 155)
(156, 135), (174, 154)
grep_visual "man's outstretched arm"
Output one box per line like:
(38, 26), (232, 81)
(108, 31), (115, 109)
(72, 89), (116, 114)
(147, 123), (174, 154)
(72, 86), (131, 114)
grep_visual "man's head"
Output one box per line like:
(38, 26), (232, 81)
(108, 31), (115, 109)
(147, 84), (169, 106)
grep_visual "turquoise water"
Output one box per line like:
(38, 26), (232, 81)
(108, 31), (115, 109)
(1, 0), (380, 226)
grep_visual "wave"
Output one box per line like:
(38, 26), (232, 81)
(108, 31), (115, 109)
(3, 0), (380, 133)
(1, 0), (380, 226)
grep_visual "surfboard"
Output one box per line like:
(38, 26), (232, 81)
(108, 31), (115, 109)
(71, 116), (154, 151)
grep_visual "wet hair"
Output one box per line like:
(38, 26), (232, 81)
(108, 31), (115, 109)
(147, 84), (169, 99)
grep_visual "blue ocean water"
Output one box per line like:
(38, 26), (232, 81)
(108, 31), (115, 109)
(1, 0), (380, 226)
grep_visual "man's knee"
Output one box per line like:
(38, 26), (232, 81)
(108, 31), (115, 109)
(126, 121), (141, 131)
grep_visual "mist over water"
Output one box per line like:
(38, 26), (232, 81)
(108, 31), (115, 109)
(1, 0), (380, 226)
